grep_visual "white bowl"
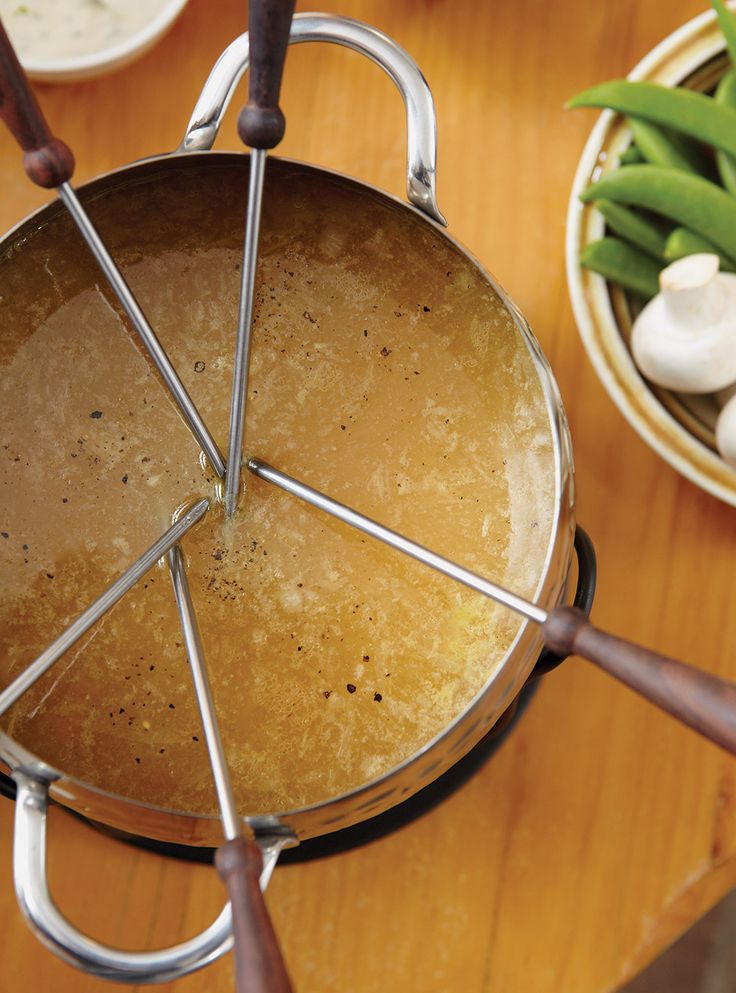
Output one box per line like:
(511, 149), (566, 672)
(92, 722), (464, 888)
(11, 0), (190, 83)
(566, 6), (736, 507)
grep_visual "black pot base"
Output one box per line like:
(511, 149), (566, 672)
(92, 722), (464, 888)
(0, 681), (537, 864)
(89, 680), (539, 864)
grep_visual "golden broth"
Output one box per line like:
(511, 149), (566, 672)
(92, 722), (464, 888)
(0, 160), (555, 815)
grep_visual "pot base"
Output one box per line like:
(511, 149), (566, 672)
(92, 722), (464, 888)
(0, 681), (538, 863)
(102, 679), (539, 863)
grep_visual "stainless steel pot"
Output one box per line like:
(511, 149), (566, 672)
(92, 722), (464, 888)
(0, 14), (576, 982)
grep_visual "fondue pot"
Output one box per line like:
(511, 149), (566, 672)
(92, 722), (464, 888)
(1, 8), (736, 991)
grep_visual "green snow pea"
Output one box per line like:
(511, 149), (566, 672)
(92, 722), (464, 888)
(579, 165), (736, 260)
(619, 144), (645, 164)
(568, 80), (736, 159)
(627, 117), (711, 176)
(580, 237), (661, 299)
(594, 200), (667, 260)
(711, 0), (736, 66)
(715, 71), (736, 195)
(663, 227), (736, 272)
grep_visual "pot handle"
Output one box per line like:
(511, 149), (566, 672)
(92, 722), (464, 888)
(543, 608), (736, 756)
(11, 772), (293, 983)
(179, 13), (447, 226)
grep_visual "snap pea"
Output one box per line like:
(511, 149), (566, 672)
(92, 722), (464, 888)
(619, 144), (644, 164)
(568, 80), (736, 159)
(594, 200), (667, 260)
(627, 117), (710, 176)
(711, 0), (736, 66)
(715, 71), (736, 195)
(580, 165), (736, 260)
(580, 237), (661, 299)
(663, 226), (736, 272)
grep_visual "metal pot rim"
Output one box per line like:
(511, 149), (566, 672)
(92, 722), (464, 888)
(0, 150), (575, 845)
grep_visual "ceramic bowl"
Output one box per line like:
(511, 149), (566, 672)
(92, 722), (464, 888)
(566, 7), (736, 506)
(13, 0), (190, 83)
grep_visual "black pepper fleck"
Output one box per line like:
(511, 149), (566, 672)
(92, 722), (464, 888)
(373, 692), (383, 702)
(380, 347), (391, 357)
(121, 474), (128, 484)
(346, 683), (356, 694)
(89, 410), (103, 419)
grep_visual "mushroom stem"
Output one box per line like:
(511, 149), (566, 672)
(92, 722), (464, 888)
(661, 253), (724, 326)
(631, 253), (736, 393)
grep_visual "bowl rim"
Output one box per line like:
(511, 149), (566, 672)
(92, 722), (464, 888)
(566, 5), (736, 507)
(17, 0), (190, 81)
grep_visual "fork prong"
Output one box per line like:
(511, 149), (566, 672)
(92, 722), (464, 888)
(224, 148), (267, 516)
(246, 458), (548, 625)
(0, 498), (210, 717)
(58, 183), (226, 479)
(167, 544), (240, 840)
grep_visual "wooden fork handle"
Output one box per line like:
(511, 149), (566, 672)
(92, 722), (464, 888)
(0, 18), (74, 187)
(215, 836), (294, 993)
(543, 606), (736, 755)
(238, 0), (296, 149)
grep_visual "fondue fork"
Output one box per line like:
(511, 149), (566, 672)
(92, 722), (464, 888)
(167, 545), (293, 993)
(247, 458), (736, 757)
(224, 0), (296, 517)
(0, 22), (226, 479)
(0, 498), (210, 717)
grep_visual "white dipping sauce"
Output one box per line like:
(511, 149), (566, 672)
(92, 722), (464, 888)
(1, 0), (174, 62)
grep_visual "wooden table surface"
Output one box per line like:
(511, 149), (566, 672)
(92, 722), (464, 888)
(1, 1), (735, 990)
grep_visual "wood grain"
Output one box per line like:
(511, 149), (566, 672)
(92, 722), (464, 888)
(1, 1), (735, 992)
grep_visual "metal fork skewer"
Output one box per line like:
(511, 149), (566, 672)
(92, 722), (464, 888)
(223, 0), (295, 516)
(167, 545), (240, 839)
(0, 498), (210, 718)
(167, 544), (294, 993)
(0, 24), (224, 477)
(58, 184), (226, 479)
(224, 148), (267, 517)
(247, 458), (548, 625)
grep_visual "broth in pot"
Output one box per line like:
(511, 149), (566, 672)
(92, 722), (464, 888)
(0, 158), (557, 816)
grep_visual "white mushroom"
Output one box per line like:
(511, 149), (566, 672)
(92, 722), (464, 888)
(631, 254), (736, 393)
